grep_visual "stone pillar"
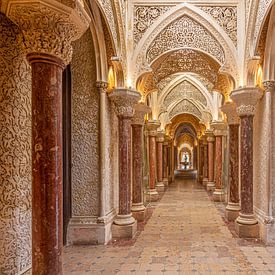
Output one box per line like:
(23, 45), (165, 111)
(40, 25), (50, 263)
(199, 139), (204, 183)
(146, 120), (160, 201)
(163, 141), (169, 187)
(131, 103), (150, 221)
(212, 122), (227, 202)
(206, 132), (215, 192)
(221, 102), (240, 221)
(156, 131), (165, 192)
(193, 145), (198, 170)
(202, 136), (208, 186)
(109, 88), (140, 238)
(231, 87), (262, 238)
(3, 3), (90, 273)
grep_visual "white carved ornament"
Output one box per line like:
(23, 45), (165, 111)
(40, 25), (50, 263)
(169, 99), (202, 120)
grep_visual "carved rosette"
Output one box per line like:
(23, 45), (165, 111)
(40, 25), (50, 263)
(221, 101), (240, 125)
(146, 120), (160, 137)
(211, 121), (227, 136)
(263, 81), (275, 93)
(132, 102), (151, 125)
(2, 0), (90, 64)
(231, 87), (263, 117)
(109, 88), (141, 118)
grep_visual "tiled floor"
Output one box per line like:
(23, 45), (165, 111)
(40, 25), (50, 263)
(63, 177), (275, 274)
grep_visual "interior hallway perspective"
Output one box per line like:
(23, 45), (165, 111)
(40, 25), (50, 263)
(63, 175), (275, 275)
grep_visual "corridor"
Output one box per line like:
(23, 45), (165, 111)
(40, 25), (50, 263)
(63, 178), (275, 274)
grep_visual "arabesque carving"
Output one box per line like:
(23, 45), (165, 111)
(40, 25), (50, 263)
(169, 99), (202, 120)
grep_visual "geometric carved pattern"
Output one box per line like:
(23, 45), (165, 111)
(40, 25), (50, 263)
(147, 15), (225, 64)
(133, 5), (173, 46)
(163, 80), (207, 108)
(199, 6), (237, 46)
(152, 49), (220, 84)
(169, 99), (202, 120)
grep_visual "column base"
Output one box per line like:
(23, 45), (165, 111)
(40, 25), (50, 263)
(213, 189), (224, 202)
(156, 181), (165, 192)
(235, 221), (259, 238)
(163, 178), (169, 187)
(132, 203), (147, 222)
(225, 202), (240, 221)
(146, 189), (159, 202)
(202, 178), (208, 187)
(112, 220), (137, 239)
(206, 181), (215, 192)
(113, 214), (135, 226)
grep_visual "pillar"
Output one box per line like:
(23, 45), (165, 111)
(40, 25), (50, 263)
(131, 103), (151, 221)
(199, 139), (204, 183)
(156, 131), (165, 192)
(202, 136), (208, 186)
(232, 87), (262, 238)
(221, 102), (240, 221)
(206, 131), (215, 192)
(3, 3), (90, 273)
(212, 122), (227, 202)
(163, 141), (169, 187)
(146, 120), (160, 201)
(109, 88), (140, 238)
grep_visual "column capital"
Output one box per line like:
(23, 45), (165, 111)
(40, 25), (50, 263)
(263, 81), (275, 92)
(205, 130), (215, 143)
(231, 87), (263, 117)
(109, 88), (140, 118)
(146, 120), (160, 136)
(156, 130), (165, 143)
(220, 101), (240, 125)
(132, 102), (151, 125)
(211, 121), (227, 137)
(2, 0), (90, 64)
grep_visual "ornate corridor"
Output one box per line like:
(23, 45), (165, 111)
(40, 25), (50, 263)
(1, 0), (275, 274)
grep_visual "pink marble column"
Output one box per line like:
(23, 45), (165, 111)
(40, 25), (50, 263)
(232, 87), (262, 238)
(163, 141), (169, 186)
(206, 132), (215, 192)
(156, 131), (165, 192)
(198, 140), (204, 183)
(202, 136), (208, 186)
(109, 89), (140, 238)
(131, 103), (150, 221)
(212, 122), (226, 202)
(146, 120), (160, 201)
(221, 102), (240, 221)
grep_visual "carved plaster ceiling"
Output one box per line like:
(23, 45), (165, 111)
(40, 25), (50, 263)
(176, 133), (195, 147)
(152, 49), (220, 84)
(147, 15), (225, 64)
(213, 74), (233, 101)
(169, 99), (202, 120)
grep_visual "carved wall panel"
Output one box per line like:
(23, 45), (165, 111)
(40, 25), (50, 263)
(169, 99), (202, 120)
(133, 5), (173, 46)
(71, 30), (100, 217)
(163, 80), (207, 108)
(199, 6), (237, 46)
(0, 14), (32, 274)
(147, 15), (225, 64)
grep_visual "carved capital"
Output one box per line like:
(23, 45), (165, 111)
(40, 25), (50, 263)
(146, 120), (160, 136)
(2, 0), (90, 64)
(231, 87), (263, 117)
(263, 81), (275, 93)
(156, 130), (165, 143)
(109, 88), (140, 118)
(211, 121), (227, 137)
(132, 102), (151, 125)
(220, 101), (240, 125)
(205, 130), (215, 143)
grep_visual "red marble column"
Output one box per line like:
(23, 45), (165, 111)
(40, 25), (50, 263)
(163, 141), (168, 186)
(199, 140), (204, 183)
(109, 89), (140, 238)
(146, 121), (160, 201)
(202, 137), (208, 186)
(231, 87), (262, 238)
(156, 131), (165, 192)
(206, 134), (215, 191)
(28, 54), (64, 274)
(221, 102), (240, 221)
(193, 145), (198, 170)
(212, 121), (226, 202)
(131, 103), (150, 221)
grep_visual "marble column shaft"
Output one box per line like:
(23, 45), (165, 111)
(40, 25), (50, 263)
(203, 141), (208, 179)
(207, 138), (215, 183)
(163, 142), (168, 181)
(149, 134), (157, 190)
(214, 135), (223, 190)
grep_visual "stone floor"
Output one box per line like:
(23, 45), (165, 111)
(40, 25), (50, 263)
(63, 177), (275, 274)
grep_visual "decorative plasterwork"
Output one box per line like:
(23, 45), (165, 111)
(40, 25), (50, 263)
(199, 6), (237, 46)
(152, 49), (220, 84)
(147, 15), (225, 64)
(137, 73), (157, 99)
(169, 99), (202, 120)
(163, 80), (207, 109)
(133, 5), (173, 46)
(213, 73), (233, 101)
(176, 133), (195, 147)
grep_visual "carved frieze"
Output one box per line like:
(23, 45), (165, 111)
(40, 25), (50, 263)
(169, 99), (202, 120)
